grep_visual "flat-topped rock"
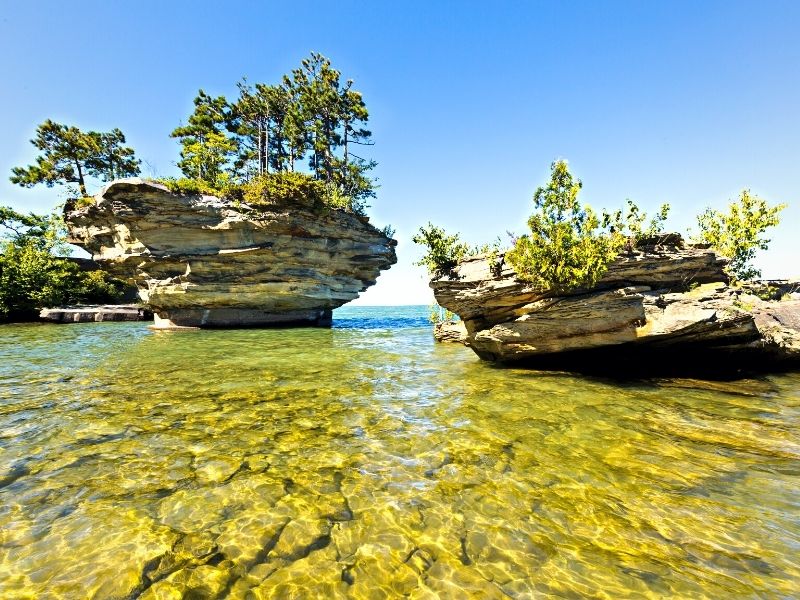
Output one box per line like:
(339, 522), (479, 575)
(432, 240), (729, 326)
(65, 179), (396, 328)
(430, 236), (800, 372)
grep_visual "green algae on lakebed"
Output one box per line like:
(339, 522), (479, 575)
(1, 307), (799, 599)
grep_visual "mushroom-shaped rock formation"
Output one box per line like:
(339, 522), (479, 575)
(66, 179), (397, 328)
(431, 235), (800, 373)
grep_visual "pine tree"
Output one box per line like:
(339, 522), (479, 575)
(10, 120), (140, 197)
(171, 91), (235, 184)
(92, 128), (141, 181)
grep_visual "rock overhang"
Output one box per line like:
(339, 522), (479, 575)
(66, 178), (397, 328)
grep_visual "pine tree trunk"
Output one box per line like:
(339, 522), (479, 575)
(344, 123), (348, 168)
(264, 116), (269, 175)
(75, 161), (87, 197)
(257, 119), (263, 176)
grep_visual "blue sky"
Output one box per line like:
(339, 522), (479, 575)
(1, 1), (798, 304)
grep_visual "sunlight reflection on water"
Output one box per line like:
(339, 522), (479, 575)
(1, 307), (799, 598)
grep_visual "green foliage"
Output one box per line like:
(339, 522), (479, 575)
(506, 160), (623, 293)
(236, 172), (326, 208)
(693, 190), (786, 281)
(10, 120), (140, 197)
(412, 223), (469, 277)
(602, 200), (671, 246)
(380, 224), (395, 239)
(156, 172), (371, 216)
(72, 196), (96, 209)
(155, 177), (223, 197)
(172, 52), (377, 208)
(0, 206), (124, 321)
(429, 303), (455, 324)
(171, 91), (235, 185)
(0, 206), (54, 243)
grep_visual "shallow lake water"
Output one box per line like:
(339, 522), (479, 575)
(1, 305), (799, 599)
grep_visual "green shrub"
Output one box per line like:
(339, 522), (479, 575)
(0, 241), (126, 321)
(73, 196), (96, 209)
(602, 199), (671, 247)
(154, 177), (221, 196)
(506, 160), (623, 293)
(412, 223), (470, 277)
(236, 172), (326, 208)
(0, 207), (125, 321)
(155, 173), (372, 215)
(693, 190), (786, 281)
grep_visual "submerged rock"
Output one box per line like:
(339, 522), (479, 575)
(39, 304), (152, 323)
(65, 179), (396, 328)
(433, 320), (468, 344)
(430, 236), (800, 372)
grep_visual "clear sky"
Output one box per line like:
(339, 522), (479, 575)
(1, 0), (798, 305)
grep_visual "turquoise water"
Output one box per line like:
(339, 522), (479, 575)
(1, 305), (799, 599)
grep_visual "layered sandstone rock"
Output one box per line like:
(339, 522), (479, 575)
(66, 179), (396, 328)
(431, 236), (800, 370)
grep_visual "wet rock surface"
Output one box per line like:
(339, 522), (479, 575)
(433, 320), (468, 344)
(431, 237), (800, 370)
(65, 179), (397, 328)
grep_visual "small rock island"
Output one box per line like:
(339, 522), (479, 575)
(66, 179), (397, 328)
(431, 236), (800, 372)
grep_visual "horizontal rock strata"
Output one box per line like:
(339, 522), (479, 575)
(66, 179), (396, 328)
(431, 237), (800, 372)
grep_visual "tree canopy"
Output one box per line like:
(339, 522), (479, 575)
(171, 52), (376, 213)
(10, 120), (141, 196)
(693, 190), (786, 281)
(505, 160), (623, 292)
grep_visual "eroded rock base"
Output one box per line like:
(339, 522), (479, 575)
(151, 308), (333, 330)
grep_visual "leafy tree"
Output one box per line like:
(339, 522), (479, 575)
(0, 206), (124, 321)
(0, 206), (53, 243)
(693, 190), (786, 280)
(412, 223), (470, 277)
(10, 120), (140, 196)
(171, 90), (235, 185)
(231, 81), (269, 178)
(506, 160), (623, 292)
(291, 52), (343, 181)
